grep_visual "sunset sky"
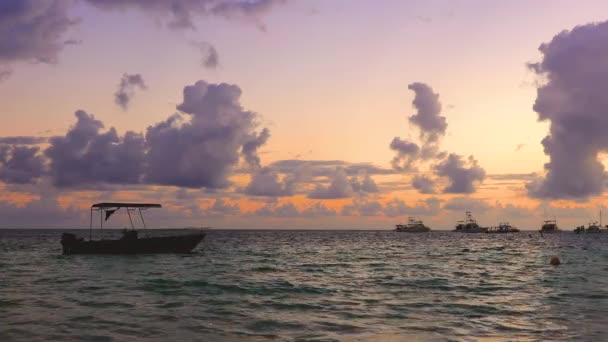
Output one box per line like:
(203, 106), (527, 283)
(2, 0), (608, 229)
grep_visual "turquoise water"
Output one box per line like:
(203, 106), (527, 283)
(1, 229), (608, 341)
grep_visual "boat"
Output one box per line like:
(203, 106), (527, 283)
(453, 211), (488, 233)
(540, 219), (559, 233)
(61, 202), (205, 255)
(585, 222), (603, 233)
(395, 217), (431, 232)
(574, 225), (585, 234)
(488, 222), (520, 233)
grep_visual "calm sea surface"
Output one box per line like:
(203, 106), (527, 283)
(1, 229), (608, 341)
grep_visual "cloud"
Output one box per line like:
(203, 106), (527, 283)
(341, 199), (383, 216)
(389, 137), (420, 171)
(145, 80), (269, 188)
(193, 41), (219, 69)
(244, 167), (295, 197)
(383, 197), (441, 217)
(0, 136), (47, 145)
(443, 197), (491, 212)
(407, 82), (447, 144)
(434, 153), (485, 193)
(351, 173), (379, 193)
(268, 159), (395, 177)
(114, 73), (147, 110)
(389, 82), (485, 194)
(204, 197), (240, 216)
(308, 167), (353, 199)
(0, 0), (78, 75)
(0, 145), (45, 184)
(526, 21), (608, 199)
(0, 194), (82, 228)
(411, 174), (435, 194)
(45, 110), (146, 187)
(83, 0), (285, 29)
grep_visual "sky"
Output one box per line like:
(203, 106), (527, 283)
(1, 0), (608, 229)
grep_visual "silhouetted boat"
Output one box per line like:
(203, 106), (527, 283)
(540, 219), (559, 233)
(395, 217), (431, 232)
(61, 202), (205, 255)
(454, 211), (488, 233)
(488, 222), (519, 233)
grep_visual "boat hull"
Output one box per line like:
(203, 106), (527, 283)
(61, 233), (205, 255)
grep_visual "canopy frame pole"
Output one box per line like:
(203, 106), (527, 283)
(138, 208), (149, 238)
(89, 208), (93, 241)
(127, 207), (135, 230)
(100, 207), (103, 240)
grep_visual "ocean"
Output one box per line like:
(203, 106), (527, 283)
(1, 229), (607, 341)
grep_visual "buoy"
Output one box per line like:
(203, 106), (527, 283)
(550, 256), (560, 266)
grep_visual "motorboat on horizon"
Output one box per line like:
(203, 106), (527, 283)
(487, 222), (520, 233)
(454, 211), (488, 233)
(540, 219), (559, 233)
(60, 202), (205, 255)
(395, 217), (431, 232)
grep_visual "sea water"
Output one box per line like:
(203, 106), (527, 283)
(1, 229), (608, 341)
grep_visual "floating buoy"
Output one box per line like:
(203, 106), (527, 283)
(550, 256), (560, 266)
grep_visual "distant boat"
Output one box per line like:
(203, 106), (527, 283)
(395, 217), (431, 232)
(61, 202), (205, 255)
(540, 219), (559, 233)
(454, 211), (488, 233)
(488, 222), (520, 233)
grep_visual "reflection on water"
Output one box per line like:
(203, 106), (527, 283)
(1, 229), (608, 341)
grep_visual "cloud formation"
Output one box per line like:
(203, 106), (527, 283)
(114, 73), (147, 110)
(526, 21), (608, 199)
(244, 167), (295, 197)
(193, 41), (219, 69)
(434, 153), (485, 194)
(411, 174), (435, 194)
(308, 167), (379, 199)
(390, 82), (485, 194)
(0, 145), (45, 184)
(145, 80), (269, 188)
(407, 82), (447, 144)
(389, 137), (420, 171)
(45, 110), (146, 187)
(83, 0), (284, 29)
(0, 136), (47, 145)
(0, 0), (78, 77)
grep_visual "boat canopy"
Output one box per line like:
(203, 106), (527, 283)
(91, 202), (162, 209)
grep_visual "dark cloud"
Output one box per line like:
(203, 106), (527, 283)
(526, 21), (608, 199)
(0, 136), (47, 145)
(145, 80), (269, 188)
(114, 73), (147, 110)
(351, 173), (379, 194)
(0, 0), (78, 75)
(242, 128), (270, 168)
(204, 198), (240, 216)
(434, 153), (485, 193)
(83, 0), (284, 29)
(407, 82), (447, 144)
(244, 167), (295, 197)
(411, 174), (435, 194)
(193, 41), (219, 69)
(389, 137), (420, 171)
(308, 167), (353, 199)
(0, 145), (45, 184)
(45, 110), (146, 187)
(443, 197), (491, 212)
(389, 82), (486, 194)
